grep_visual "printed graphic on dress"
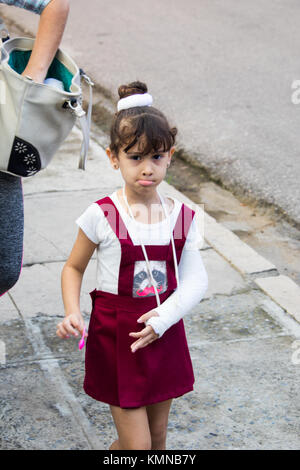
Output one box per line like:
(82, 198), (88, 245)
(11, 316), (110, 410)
(133, 260), (167, 298)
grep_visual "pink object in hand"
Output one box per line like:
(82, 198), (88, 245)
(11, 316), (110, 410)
(78, 326), (86, 350)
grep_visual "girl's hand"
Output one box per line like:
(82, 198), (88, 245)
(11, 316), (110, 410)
(56, 312), (86, 340)
(129, 310), (159, 353)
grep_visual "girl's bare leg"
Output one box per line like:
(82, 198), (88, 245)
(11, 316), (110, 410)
(146, 399), (173, 450)
(109, 404), (152, 450)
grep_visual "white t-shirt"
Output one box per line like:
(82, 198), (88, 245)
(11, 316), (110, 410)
(76, 191), (208, 337)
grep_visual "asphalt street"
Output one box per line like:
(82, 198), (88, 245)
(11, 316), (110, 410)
(1, 0), (300, 225)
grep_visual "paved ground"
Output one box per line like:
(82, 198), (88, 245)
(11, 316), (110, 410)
(1, 127), (300, 450)
(1, 4), (300, 449)
(1, 0), (300, 226)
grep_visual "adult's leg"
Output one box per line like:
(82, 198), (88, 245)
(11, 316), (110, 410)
(0, 172), (24, 296)
(146, 399), (173, 450)
(109, 404), (152, 450)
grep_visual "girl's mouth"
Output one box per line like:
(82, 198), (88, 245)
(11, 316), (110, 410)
(138, 180), (154, 186)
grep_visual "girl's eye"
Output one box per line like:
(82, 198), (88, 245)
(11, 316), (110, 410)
(130, 155), (141, 161)
(153, 154), (162, 160)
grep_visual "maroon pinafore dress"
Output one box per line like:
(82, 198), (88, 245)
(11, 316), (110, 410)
(84, 196), (195, 408)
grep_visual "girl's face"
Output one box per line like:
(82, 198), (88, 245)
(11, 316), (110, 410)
(106, 137), (175, 197)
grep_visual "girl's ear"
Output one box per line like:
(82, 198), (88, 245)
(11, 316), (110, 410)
(106, 147), (112, 160)
(106, 147), (119, 169)
(169, 146), (176, 158)
(167, 146), (176, 166)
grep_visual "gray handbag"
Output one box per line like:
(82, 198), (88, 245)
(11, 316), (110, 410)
(0, 18), (93, 177)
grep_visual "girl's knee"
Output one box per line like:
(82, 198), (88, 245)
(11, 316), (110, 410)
(120, 437), (152, 450)
(110, 404), (152, 450)
(150, 428), (167, 449)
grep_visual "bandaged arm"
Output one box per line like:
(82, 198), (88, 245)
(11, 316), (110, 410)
(146, 225), (208, 338)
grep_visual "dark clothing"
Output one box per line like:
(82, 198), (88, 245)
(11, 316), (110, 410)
(0, 172), (23, 295)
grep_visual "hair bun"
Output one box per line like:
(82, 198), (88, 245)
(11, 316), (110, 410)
(118, 81), (148, 99)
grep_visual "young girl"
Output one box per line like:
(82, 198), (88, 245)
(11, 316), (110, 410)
(56, 81), (208, 450)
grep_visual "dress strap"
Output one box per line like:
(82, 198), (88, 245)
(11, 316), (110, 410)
(94, 196), (133, 245)
(172, 203), (195, 247)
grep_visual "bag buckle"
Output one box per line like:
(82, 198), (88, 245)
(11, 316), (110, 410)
(79, 68), (94, 87)
(64, 99), (86, 118)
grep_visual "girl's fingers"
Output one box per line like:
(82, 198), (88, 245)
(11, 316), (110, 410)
(130, 328), (158, 352)
(129, 326), (151, 339)
(137, 310), (159, 324)
(129, 325), (157, 338)
(64, 317), (79, 337)
(131, 337), (153, 352)
(56, 322), (69, 338)
(56, 329), (64, 338)
(56, 318), (81, 338)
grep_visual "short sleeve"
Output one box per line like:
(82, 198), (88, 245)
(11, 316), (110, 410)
(76, 203), (106, 245)
(0, 0), (52, 15)
(184, 216), (204, 251)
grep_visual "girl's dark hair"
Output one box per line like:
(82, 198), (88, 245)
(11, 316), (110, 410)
(109, 81), (177, 156)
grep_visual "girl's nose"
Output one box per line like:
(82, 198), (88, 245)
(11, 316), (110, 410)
(142, 164), (153, 176)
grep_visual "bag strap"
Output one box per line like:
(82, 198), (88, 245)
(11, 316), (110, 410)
(63, 69), (94, 170)
(0, 18), (10, 45)
(79, 70), (94, 170)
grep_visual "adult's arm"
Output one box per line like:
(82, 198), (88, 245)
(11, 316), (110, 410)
(21, 0), (70, 83)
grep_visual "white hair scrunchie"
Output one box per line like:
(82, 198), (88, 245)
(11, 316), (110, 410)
(117, 92), (153, 112)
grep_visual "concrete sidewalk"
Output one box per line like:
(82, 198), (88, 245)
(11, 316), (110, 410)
(1, 127), (300, 450)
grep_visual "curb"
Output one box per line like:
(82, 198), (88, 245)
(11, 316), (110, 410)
(159, 180), (300, 325)
(161, 181), (276, 274)
(255, 275), (300, 324)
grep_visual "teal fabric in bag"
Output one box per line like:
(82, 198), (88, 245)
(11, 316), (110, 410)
(8, 49), (73, 91)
